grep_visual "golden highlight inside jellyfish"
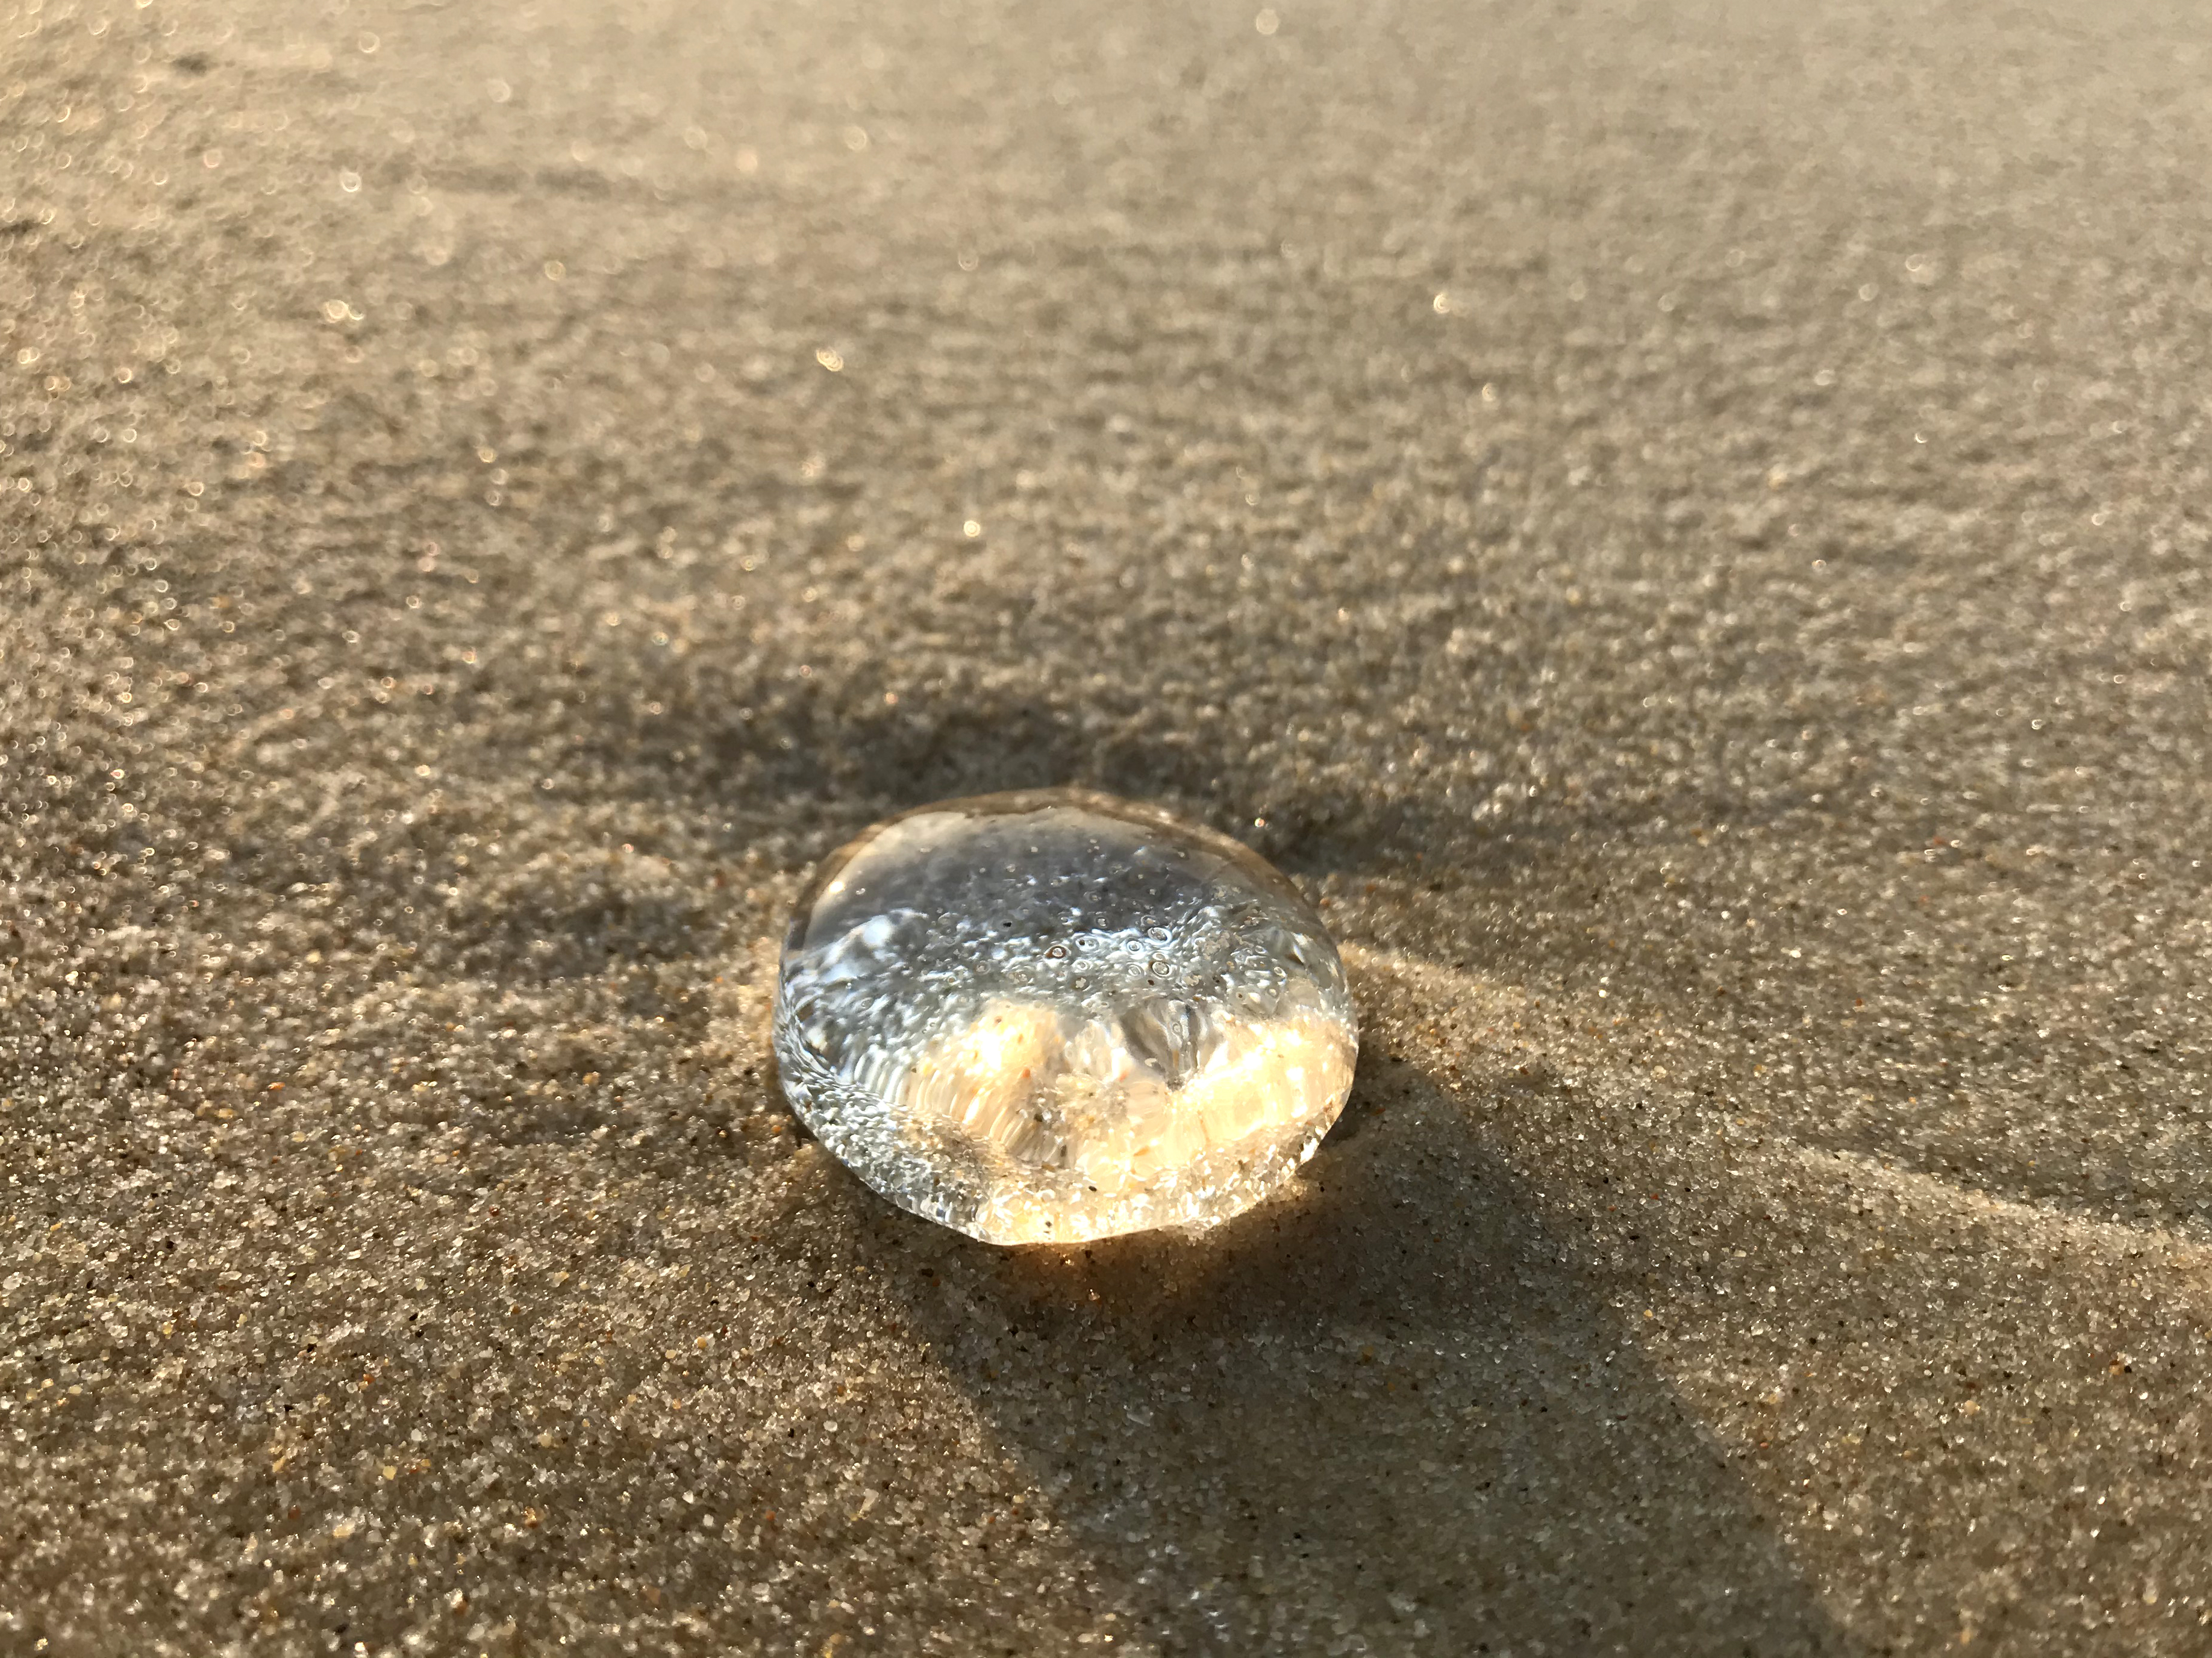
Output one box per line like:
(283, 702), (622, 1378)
(896, 996), (1355, 1241)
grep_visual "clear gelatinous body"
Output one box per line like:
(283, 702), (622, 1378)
(773, 789), (1358, 1244)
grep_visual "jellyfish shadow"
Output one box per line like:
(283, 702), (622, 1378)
(869, 1047), (1858, 1656)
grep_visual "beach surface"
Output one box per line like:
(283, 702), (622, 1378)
(5, 1), (2212, 1651)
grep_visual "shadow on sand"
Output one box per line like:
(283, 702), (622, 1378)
(854, 1044), (1856, 1657)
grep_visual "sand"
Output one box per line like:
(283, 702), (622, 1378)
(5, 0), (2212, 1651)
